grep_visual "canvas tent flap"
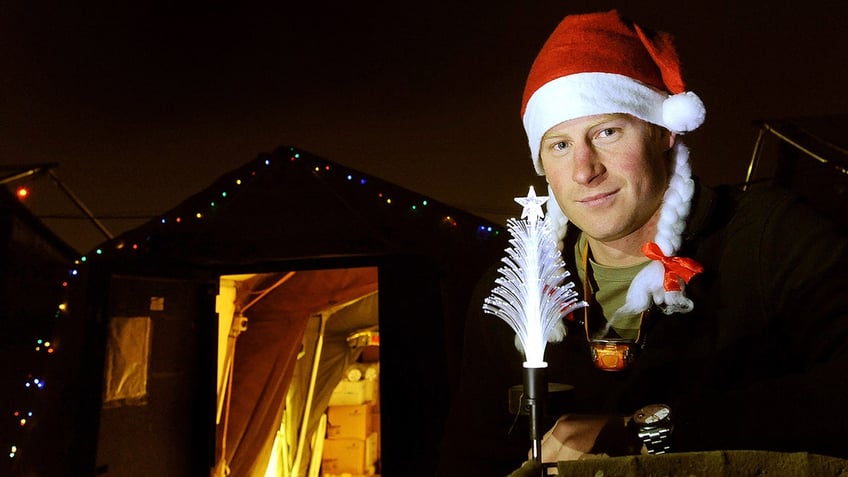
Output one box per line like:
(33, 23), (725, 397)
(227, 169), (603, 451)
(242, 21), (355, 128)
(219, 267), (378, 476)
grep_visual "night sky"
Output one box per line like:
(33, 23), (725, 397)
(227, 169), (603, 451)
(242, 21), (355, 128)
(3, 1), (848, 253)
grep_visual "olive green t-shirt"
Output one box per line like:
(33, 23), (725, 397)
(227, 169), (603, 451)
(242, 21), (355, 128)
(575, 233), (649, 340)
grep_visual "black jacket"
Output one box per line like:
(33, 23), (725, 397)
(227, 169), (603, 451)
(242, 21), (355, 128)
(437, 183), (848, 476)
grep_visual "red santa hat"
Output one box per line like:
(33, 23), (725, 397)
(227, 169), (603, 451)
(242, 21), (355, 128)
(522, 10), (706, 317)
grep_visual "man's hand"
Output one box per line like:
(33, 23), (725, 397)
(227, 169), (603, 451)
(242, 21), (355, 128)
(539, 414), (643, 462)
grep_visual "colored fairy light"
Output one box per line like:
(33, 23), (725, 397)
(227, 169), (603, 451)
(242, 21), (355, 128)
(80, 256), (87, 262)
(62, 281), (68, 287)
(360, 178), (367, 185)
(386, 198), (392, 204)
(222, 191), (227, 198)
(58, 303), (67, 312)
(95, 248), (102, 255)
(210, 201), (216, 207)
(176, 217), (182, 223)
(16, 187), (28, 199)
(161, 218), (167, 224)
(264, 159), (271, 166)
(314, 166), (320, 172)
(10, 444), (17, 458)
(422, 200), (428, 206)
(70, 269), (78, 276)
(347, 174), (353, 180)
(132, 244), (138, 250)
(236, 179), (242, 185)
(196, 212), (202, 219)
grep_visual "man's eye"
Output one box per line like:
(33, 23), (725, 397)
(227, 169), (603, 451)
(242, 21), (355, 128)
(552, 141), (568, 152)
(597, 128), (617, 139)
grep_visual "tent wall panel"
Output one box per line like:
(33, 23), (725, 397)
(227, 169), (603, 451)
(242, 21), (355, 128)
(94, 275), (216, 476)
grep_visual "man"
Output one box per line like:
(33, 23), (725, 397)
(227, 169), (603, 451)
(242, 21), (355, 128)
(437, 10), (848, 476)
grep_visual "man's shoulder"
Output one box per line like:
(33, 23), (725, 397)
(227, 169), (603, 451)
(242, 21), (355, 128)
(693, 182), (840, 233)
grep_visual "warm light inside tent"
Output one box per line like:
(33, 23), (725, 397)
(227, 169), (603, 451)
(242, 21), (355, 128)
(215, 268), (380, 477)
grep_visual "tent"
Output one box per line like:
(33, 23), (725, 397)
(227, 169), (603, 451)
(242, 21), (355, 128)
(0, 184), (78, 476)
(744, 115), (848, 228)
(69, 146), (508, 476)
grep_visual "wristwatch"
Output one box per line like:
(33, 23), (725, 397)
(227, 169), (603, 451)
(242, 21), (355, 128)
(632, 403), (673, 455)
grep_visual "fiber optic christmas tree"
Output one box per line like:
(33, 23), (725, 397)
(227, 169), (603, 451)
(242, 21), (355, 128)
(482, 186), (586, 465)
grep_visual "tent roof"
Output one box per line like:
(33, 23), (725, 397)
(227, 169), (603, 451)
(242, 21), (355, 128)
(0, 185), (78, 261)
(88, 145), (506, 272)
(754, 115), (848, 173)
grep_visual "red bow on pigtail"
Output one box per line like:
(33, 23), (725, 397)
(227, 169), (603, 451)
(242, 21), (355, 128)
(641, 242), (703, 292)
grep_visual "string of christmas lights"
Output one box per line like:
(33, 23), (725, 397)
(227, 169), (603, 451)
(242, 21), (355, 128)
(82, 146), (504, 261)
(3, 265), (74, 469)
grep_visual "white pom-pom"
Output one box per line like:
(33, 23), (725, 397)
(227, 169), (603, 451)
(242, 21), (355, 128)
(663, 91), (706, 133)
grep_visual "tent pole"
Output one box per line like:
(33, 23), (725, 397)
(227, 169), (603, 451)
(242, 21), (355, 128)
(242, 272), (296, 313)
(291, 313), (329, 477)
(212, 315), (247, 477)
(744, 127), (767, 191)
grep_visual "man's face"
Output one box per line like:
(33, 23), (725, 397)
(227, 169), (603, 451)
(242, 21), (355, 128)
(539, 113), (674, 245)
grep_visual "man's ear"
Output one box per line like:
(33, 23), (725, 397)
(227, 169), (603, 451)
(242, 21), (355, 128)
(666, 131), (677, 151)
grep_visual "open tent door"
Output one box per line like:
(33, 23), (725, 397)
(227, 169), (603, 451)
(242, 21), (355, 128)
(214, 267), (379, 477)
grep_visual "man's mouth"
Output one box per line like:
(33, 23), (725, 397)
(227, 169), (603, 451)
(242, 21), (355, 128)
(578, 190), (617, 206)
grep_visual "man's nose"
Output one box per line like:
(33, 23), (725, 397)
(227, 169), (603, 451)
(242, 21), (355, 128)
(571, 144), (604, 184)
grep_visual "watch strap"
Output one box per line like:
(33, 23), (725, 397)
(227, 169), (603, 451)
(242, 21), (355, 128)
(637, 426), (672, 454)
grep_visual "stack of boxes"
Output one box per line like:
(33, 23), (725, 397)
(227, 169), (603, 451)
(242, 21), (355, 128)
(322, 358), (380, 477)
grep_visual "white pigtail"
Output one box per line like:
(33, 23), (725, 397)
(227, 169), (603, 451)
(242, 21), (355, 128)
(614, 141), (696, 318)
(545, 183), (569, 251)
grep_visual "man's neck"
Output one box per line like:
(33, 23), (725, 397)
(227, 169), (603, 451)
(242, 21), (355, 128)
(585, 212), (660, 267)
(586, 235), (651, 267)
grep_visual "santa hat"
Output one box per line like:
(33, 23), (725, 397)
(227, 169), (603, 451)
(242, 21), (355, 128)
(521, 10), (705, 317)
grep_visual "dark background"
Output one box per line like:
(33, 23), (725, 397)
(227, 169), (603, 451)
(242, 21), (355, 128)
(3, 1), (848, 253)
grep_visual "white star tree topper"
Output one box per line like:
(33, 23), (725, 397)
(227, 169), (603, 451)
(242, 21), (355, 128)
(514, 185), (548, 226)
(484, 186), (586, 368)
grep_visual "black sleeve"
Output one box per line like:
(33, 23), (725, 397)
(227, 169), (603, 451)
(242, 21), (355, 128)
(435, 264), (531, 476)
(673, 188), (848, 458)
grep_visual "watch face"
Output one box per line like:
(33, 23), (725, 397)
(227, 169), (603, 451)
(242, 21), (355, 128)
(635, 404), (671, 425)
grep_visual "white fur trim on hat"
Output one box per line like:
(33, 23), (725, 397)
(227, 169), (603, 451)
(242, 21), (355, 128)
(523, 72), (705, 176)
(523, 72), (667, 175)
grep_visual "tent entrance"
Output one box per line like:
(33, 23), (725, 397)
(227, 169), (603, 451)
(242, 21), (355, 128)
(214, 267), (380, 477)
